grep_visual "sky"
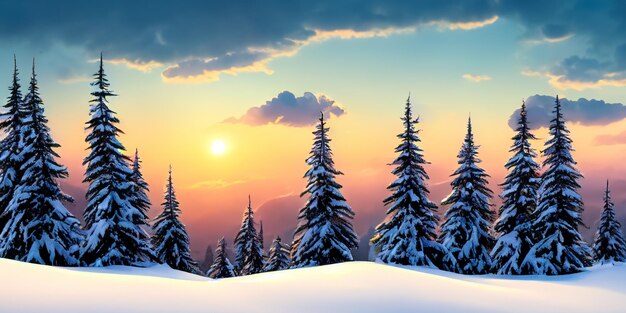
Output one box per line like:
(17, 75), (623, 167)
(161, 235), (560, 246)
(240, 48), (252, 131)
(1, 0), (626, 259)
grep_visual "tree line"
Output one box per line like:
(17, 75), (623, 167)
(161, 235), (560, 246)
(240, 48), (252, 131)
(0, 55), (624, 278)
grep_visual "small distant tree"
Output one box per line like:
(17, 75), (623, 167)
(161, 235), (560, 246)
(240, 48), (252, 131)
(258, 221), (265, 253)
(439, 117), (495, 274)
(129, 149), (151, 226)
(0, 61), (82, 265)
(264, 236), (291, 272)
(200, 244), (214, 273)
(491, 101), (540, 275)
(234, 196), (264, 275)
(522, 96), (592, 275)
(207, 237), (236, 279)
(371, 96), (454, 270)
(592, 181), (626, 264)
(291, 113), (358, 267)
(152, 166), (199, 273)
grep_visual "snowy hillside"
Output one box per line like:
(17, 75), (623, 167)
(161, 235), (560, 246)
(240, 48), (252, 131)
(1, 259), (624, 313)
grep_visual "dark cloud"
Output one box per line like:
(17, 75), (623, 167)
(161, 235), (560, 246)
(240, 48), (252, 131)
(553, 56), (611, 82)
(1, 1), (625, 85)
(541, 24), (570, 39)
(508, 95), (626, 130)
(0, 0), (498, 81)
(224, 91), (345, 127)
(161, 51), (270, 80)
(499, 0), (626, 86)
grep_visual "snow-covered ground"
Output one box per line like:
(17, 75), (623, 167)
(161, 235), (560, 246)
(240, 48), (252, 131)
(1, 258), (624, 313)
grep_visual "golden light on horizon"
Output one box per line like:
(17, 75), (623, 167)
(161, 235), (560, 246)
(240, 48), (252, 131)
(210, 139), (227, 155)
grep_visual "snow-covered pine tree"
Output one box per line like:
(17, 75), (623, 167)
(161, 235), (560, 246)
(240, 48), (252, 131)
(129, 148), (151, 226)
(263, 236), (291, 272)
(291, 113), (358, 268)
(371, 96), (454, 270)
(0, 61), (82, 265)
(491, 101), (541, 275)
(152, 166), (199, 273)
(207, 237), (236, 279)
(522, 96), (592, 275)
(234, 196), (264, 275)
(592, 181), (626, 264)
(80, 54), (153, 266)
(0, 56), (26, 235)
(439, 117), (495, 274)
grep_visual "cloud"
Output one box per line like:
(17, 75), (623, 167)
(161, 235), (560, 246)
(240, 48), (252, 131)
(106, 58), (163, 73)
(540, 24), (572, 41)
(522, 69), (626, 90)
(225, 91), (345, 127)
(504, 1), (626, 89)
(462, 73), (492, 82)
(508, 95), (626, 130)
(0, 1), (503, 83)
(594, 131), (626, 146)
(1, 1), (625, 86)
(433, 15), (499, 30)
(161, 51), (273, 83)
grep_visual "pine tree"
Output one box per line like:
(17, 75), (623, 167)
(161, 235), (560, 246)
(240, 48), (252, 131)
(129, 149), (151, 226)
(258, 220), (265, 252)
(592, 181), (626, 264)
(80, 54), (153, 266)
(439, 117), (495, 274)
(522, 96), (592, 275)
(199, 244), (214, 273)
(491, 101), (541, 275)
(263, 236), (291, 272)
(371, 96), (453, 269)
(291, 114), (358, 268)
(0, 56), (26, 235)
(152, 166), (199, 273)
(207, 237), (236, 279)
(0, 61), (82, 265)
(234, 196), (264, 275)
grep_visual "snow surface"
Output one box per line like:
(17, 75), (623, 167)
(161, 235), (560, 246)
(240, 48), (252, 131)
(0, 258), (624, 313)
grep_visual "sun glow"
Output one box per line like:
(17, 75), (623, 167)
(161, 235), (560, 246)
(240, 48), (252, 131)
(210, 139), (227, 155)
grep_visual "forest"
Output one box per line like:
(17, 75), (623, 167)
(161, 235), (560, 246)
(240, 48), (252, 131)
(0, 54), (624, 279)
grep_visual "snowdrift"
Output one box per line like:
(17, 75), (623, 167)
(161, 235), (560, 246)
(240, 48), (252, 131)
(1, 258), (624, 313)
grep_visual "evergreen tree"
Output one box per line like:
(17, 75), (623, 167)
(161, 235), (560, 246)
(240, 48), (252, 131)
(0, 56), (26, 235)
(80, 54), (153, 266)
(0, 61), (82, 265)
(152, 166), (199, 273)
(207, 237), (236, 279)
(264, 236), (291, 272)
(439, 117), (495, 274)
(592, 181), (626, 264)
(129, 148), (151, 226)
(291, 113), (358, 267)
(491, 101), (541, 275)
(522, 96), (592, 275)
(258, 220), (265, 252)
(234, 196), (264, 275)
(199, 244), (214, 273)
(371, 96), (453, 269)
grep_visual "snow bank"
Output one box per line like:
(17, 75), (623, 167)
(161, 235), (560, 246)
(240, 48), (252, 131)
(0, 258), (624, 313)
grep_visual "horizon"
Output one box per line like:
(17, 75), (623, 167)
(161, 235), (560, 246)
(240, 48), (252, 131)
(1, 1), (626, 261)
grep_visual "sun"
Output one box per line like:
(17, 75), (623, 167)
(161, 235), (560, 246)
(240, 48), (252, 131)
(210, 139), (227, 155)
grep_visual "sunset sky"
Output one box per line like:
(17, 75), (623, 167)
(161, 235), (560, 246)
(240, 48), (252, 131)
(1, 1), (625, 258)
